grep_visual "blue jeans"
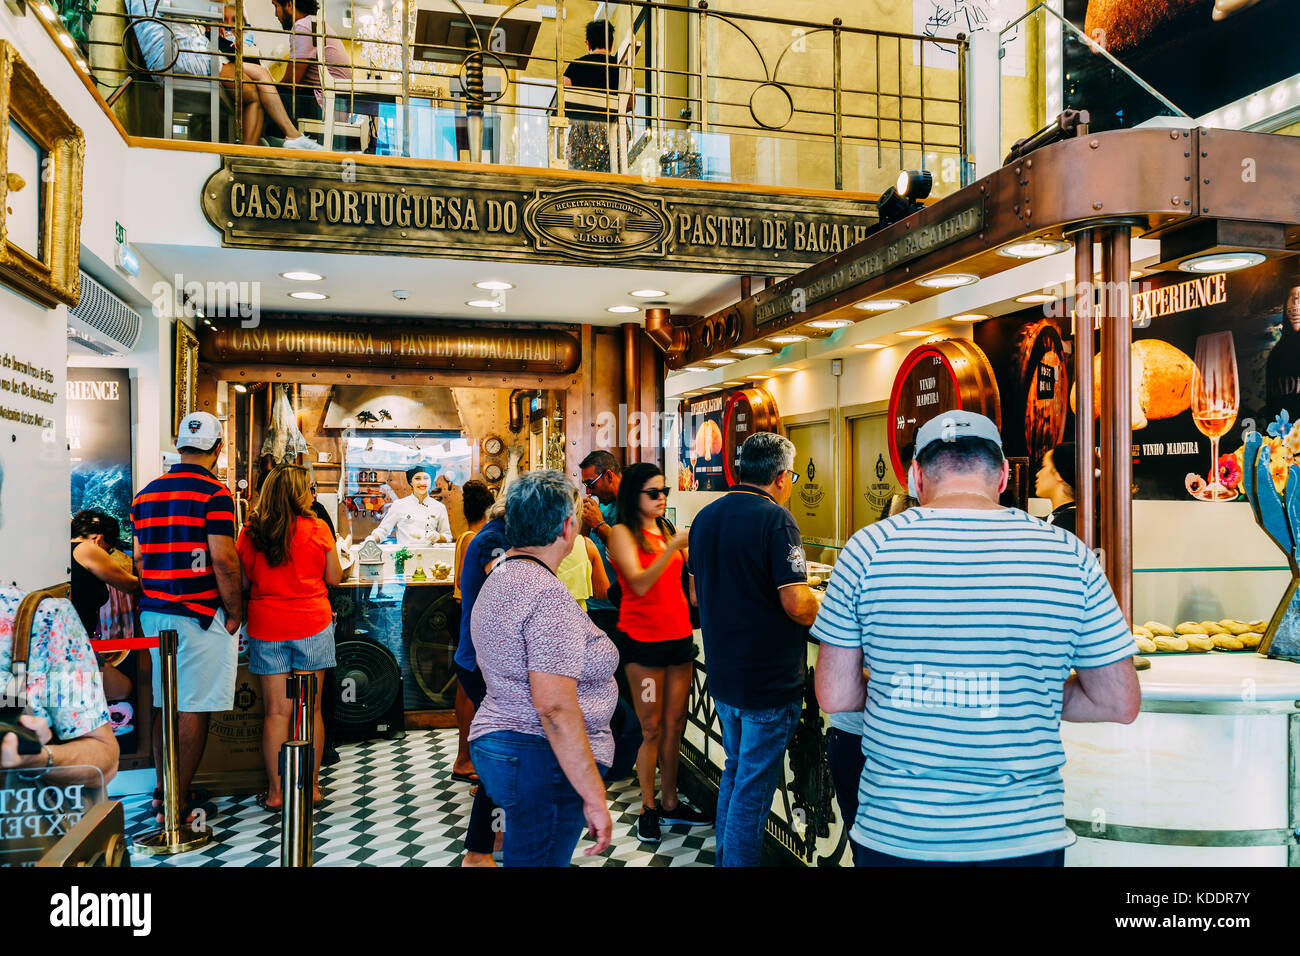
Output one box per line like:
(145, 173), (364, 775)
(470, 730), (606, 867)
(851, 842), (1066, 867)
(713, 698), (802, 867)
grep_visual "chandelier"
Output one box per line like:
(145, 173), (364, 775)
(356, 0), (442, 75)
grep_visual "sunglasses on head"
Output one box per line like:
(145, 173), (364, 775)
(582, 470), (607, 491)
(641, 487), (669, 501)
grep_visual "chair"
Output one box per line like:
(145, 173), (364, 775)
(122, 7), (228, 141)
(295, 18), (369, 151)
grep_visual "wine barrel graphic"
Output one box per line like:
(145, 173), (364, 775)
(1016, 320), (1070, 464)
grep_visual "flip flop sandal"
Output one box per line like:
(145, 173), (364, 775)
(255, 792), (282, 814)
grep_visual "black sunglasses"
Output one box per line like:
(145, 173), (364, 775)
(582, 470), (608, 491)
(642, 487), (670, 501)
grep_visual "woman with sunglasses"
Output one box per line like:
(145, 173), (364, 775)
(607, 463), (711, 843)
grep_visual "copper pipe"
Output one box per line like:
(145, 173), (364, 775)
(1098, 227), (1133, 623)
(764, 276), (774, 290)
(740, 276), (752, 298)
(623, 323), (641, 465)
(1072, 230), (1095, 551)
(643, 307), (686, 365)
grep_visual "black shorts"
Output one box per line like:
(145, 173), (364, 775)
(618, 634), (696, 668)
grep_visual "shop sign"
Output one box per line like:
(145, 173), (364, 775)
(199, 319), (581, 374)
(755, 204), (984, 325)
(200, 158), (875, 276)
(1131, 272), (1227, 325)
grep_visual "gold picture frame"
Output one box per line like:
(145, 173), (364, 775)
(0, 41), (83, 309)
(173, 321), (200, 434)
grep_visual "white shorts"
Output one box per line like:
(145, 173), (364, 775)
(142, 608), (238, 712)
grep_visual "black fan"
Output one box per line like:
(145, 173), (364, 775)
(332, 638), (405, 743)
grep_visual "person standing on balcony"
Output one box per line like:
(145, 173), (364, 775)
(562, 19), (621, 172)
(273, 0), (353, 135)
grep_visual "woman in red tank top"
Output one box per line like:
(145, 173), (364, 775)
(608, 463), (712, 843)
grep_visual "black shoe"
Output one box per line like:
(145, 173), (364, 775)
(322, 746), (341, 767)
(637, 807), (661, 843)
(658, 796), (713, 827)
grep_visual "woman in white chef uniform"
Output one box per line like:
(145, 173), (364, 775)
(368, 466), (453, 547)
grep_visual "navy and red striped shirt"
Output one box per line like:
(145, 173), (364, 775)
(130, 464), (236, 626)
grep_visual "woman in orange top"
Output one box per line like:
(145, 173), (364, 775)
(237, 463), (342, 811)
(607, 462), (711, 844)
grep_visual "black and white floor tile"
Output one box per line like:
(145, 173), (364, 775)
(124, 729), (715, 867)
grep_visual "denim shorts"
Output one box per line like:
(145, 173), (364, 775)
(142, 609), (238, 713)
(248, 620), (337, 675)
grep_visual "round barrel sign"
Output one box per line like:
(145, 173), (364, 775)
(722, 386), (782, 486)
(887, 339), (1001, 483)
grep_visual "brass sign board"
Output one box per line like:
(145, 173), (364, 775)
(755, 204), (984, 325)
(201, 158), (875, 275)
(200, 320), (580, 374)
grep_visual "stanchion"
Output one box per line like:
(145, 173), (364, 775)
(280, 741), (314, 867)
(134, 629), (211, 855)
(287, 673), (317, 746)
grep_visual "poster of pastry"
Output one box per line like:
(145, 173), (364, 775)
(678, 389), (734, 492)
(1065, 0), (1294, 128)
(977, 257), (1300, 500)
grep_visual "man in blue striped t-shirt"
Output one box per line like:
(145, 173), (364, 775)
(813, 410), (1139, 866)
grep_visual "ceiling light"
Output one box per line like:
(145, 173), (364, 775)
(1178, 252), (1265, 273)
(949, 313), (988, 322)
(289, 291), (328, 300)
(75, 59), (87, 71)
(475, 280), (514, 291)
(281, 271), (323, 281)
(707, 357), (738, 365)
(466, 299), (500, 308)
(722, 381), (745, 386)
(733, 346), (772, 355)
(1016, 292), (1058, 303)
(606, 305), (640, 313)
(232, 383), (248, 393)
(998, 240), (1070, 259)
(769, 367), (799, 372)
(899, 329), (935, 337)
(807, 318), (853, 329)
(58, 33), (74, 49)
(917, 273), (978, 289)
(855, 343), (887, 350)
(768, 334), (808, 344)
(629, 289), (667, 298)
(854, 299), (907, 311)
(682, 365), (711, 372)
(37, 3), (55, 19)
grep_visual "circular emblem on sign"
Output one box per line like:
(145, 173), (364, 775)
(523, 187), (671, 261)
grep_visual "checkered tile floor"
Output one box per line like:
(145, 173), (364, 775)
(124, 729), (715, 867)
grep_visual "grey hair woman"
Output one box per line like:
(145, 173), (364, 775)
(467, 470), (620, 866)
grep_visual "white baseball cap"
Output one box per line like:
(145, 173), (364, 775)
(176, 411), (221, 452)
(913, 410), (1003, 459)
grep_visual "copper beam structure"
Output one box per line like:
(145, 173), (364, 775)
(1098, 226), (1133, 623)
(623, 323), (641, 465)
(1071, 230), (1096, 551)
(741, 276), (752, 299)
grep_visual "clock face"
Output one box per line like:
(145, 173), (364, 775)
(484, 462), (504, 482)
(483, 435), (504, 456)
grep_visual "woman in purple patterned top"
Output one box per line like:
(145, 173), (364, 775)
(469, 470), (618, 866)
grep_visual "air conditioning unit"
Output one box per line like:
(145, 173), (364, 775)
(68, 270), (142, 355)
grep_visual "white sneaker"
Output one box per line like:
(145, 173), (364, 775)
(283, 135), (323, 151)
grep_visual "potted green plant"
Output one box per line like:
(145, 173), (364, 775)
(392, 546), (412, 576)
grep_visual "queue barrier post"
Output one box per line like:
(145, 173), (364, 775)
(280, 740), (314, 867)
(287, 673), (317, 746)
(133, 629), (211, 855)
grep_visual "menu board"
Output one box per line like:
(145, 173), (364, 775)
(678, 390), (732, 491)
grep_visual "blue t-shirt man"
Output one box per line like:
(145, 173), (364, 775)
(454, 517), (508, 673)
(585, 501), (618, 614)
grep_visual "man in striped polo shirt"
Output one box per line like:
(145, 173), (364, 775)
(814, 410), (1139, 866)
(132, 412), (242, 823)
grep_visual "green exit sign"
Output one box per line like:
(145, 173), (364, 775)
(115, 222), (126, 244)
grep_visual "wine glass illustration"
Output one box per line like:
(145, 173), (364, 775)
(1191, 331), (1240, 502)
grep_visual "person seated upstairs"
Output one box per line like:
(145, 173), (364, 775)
(272, 0), (352, 130)
(0, 586), (119, 788)
(124, 0), (320, 149)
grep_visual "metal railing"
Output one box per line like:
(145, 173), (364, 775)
(67, 0), (969, 194)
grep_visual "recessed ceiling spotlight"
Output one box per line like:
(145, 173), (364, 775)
(58, 32), (74, 49)
(733, 346), (773, 355)
(898, 329), (936, 337)
(475, 280), (514, 290)
(606, 305), (640, 313)
(466, 299), (500, 308)
(1178, 252), (1265, 273)
(768, 334), (808, 344)
(75, 59), (87, 71)
(854, 299), (907, 311)
(807, 318), (854, 329)
(682, 365), (711, 372)
(281, 271), (323, 281)
(629, 289), (667, 298)
(289, 291), (328, 300)
(232, 382), (248, 393)
(916, 273), (978, 289)
(722, 381), (745, 386)
(769, 367), (799, 372)
(998, 240), (1070, 259)
(1016, 292), (1058, 303)
(707, 357), (738, 365)
(855, 343), (887, 350)
(37, 3), (55, 19)
(949, 313), (988, 322)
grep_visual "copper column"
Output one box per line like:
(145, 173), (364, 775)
(1098, 226), (1133, 622)
(1072, 231), (1095, 551)
(623, 323), (641, 464)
